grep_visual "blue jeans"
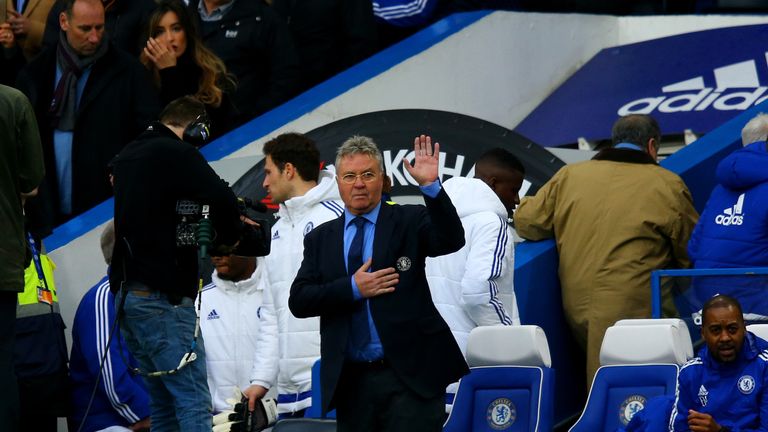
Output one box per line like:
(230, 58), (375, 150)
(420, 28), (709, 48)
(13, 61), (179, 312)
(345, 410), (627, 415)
(119, 289), (212, 432)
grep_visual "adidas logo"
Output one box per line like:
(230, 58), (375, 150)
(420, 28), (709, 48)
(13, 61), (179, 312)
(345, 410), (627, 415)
(618, 56), (768, 116)
(715, 193), (745, 226)
(272, 230), (280, 240)
(207, 309), (220, 320)
(698, 385), (708, 406)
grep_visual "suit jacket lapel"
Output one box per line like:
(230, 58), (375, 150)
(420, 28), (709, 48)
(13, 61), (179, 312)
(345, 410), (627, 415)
(327, 215), (347, 276)
(372, 201), (394, 271)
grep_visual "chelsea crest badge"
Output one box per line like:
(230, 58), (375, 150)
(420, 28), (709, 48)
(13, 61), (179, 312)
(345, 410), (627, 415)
(396, 256), (411, 271)
(486, 397), (516, 430)
(619, 395), (646, 425)
(739, 375), (756, 395)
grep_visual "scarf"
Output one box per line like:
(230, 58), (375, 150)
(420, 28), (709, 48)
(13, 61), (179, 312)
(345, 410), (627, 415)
(50, 31), (108, 131)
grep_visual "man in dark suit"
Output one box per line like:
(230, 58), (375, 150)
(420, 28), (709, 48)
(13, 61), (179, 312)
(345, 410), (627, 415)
(289, 134), (469, 431)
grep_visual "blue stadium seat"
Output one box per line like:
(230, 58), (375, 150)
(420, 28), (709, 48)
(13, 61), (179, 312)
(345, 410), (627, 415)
(569, 319), (693, 432)
(443, 326), (555, 432)
(304, 359), (336, 419)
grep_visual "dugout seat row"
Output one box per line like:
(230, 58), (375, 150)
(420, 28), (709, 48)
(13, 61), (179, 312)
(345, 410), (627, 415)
(293, 319), (696, 431)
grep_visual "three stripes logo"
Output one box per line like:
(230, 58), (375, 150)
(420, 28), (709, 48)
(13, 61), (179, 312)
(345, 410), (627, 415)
(715, 193), (745, 226)
(207, 309), (220, 320)
(619, 55), (768, 116)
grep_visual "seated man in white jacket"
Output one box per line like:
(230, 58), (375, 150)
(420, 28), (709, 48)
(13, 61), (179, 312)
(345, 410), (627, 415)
(426, 148), (525, 407)
(198, 253), (266, 413)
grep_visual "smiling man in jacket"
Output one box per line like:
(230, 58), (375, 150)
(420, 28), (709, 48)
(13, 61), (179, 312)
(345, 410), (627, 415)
(289, 135), (468, 431)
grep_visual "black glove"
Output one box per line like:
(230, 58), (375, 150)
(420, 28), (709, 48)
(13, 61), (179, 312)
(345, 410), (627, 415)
(212, 396), (278, 432)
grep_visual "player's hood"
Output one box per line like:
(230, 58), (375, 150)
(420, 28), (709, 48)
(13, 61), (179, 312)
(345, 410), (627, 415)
(442, 176), (507, 219)
(717, 141), (768, 190)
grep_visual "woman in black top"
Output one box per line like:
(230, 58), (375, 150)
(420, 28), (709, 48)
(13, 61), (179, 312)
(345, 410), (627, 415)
(140, 0), (237, 138)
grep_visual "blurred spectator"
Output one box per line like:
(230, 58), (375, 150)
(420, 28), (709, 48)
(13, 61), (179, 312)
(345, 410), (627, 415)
(16, 223), (68, 432)
(271, 0), (377, 89)
(243, 133), (343, 417)
(426, 148), (524, 407)
(16, 0), (160, 231)
(141, 0), (237, 138)
(198, 253), (265, 413)
(515, 114), (699, 388)
(69, 221), (151, 432)
(189, 0), (301, 125)
(43, 0), (157, 56)
(0, 83), (44, 431)
(688, 113), (768, 321)
(670, 294), (768, 431)
(0, 21), (25, 85)
(373, 0), (453, 50)
(5, 0), (56, 59)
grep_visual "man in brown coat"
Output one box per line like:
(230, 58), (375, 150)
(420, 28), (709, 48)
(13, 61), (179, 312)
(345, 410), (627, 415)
(515, 114), (698, 387)
(5, 0), (57, 59)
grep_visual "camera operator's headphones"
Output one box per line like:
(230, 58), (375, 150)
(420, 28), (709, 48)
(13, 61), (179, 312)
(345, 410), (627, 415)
(183, 112), (212, 148)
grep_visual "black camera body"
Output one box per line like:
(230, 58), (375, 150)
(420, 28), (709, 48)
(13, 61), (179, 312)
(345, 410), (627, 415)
(175, 199), (271, 257)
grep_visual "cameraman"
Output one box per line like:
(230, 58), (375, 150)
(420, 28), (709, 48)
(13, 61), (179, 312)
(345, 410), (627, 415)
(110, 96), (242, 431)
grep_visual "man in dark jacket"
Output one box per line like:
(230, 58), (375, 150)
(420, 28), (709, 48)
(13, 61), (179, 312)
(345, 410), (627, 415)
(42, 0), (157, 56)
(16, 0), (160, 233)
(110, 96), (242, 431)
(688, 113), (768, 322)
(271, 0), (377, 89)
(0, 83), (44, 431)
(289, 135), (468, 431)
(670, 295), (768, 431)
(189, 0), (300, 124)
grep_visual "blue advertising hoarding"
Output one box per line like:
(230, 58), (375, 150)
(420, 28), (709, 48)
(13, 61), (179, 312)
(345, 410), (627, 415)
(515, 24), (768, 146)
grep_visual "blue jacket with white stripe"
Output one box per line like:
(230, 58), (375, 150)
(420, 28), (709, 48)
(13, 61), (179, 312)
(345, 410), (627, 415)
(670, 332), (768, 431)
(69, 276), (150, 432)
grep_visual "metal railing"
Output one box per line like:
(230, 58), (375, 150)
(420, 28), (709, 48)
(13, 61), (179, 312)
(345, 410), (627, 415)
(650, 267), (768, 318)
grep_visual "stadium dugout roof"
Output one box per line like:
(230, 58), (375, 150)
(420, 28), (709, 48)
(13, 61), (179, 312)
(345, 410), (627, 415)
(515, 24), (768, 147)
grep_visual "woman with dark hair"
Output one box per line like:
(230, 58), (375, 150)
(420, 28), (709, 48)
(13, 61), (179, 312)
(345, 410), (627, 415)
(140, 0), (237, 137)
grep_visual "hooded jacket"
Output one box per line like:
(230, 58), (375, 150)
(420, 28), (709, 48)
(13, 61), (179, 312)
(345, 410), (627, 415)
(670, 332), (768, 431)
(250, 169), (343, 414)
(198, 259), (265, 413)
(426, 177), (520, 357)
(688, 142), (768, 318)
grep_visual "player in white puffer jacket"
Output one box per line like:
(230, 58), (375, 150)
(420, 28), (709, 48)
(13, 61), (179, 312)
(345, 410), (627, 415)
(244, 133), (344, 416)
(198, 255), (266, 413)
(426, 148), (525, 406)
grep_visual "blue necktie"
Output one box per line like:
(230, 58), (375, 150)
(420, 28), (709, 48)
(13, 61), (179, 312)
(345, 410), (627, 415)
(348, 217), (370, 350)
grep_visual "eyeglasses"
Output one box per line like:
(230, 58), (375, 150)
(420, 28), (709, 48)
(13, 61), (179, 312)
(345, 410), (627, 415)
(340, 172), (378, 184)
